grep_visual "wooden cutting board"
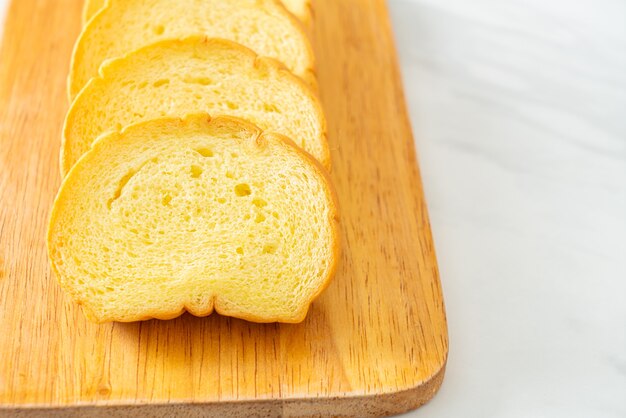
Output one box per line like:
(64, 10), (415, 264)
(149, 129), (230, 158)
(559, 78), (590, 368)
(0, 0), (448, 416)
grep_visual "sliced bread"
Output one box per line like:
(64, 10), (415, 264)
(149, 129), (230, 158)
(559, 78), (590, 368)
(69, 0), (314, 100)
(82, 0), (104, 24)
(48, 114), (340, 323)
(82, 0), (312, 25)
(282, 0), (313, 25)
(62, 37), (328, 176)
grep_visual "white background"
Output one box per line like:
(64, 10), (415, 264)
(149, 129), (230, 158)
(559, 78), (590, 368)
(388, 1), (625, 416)
(1, 1), (624, 417)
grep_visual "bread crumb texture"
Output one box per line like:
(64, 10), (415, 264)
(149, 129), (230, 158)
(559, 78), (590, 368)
(48, 115), (339, 323)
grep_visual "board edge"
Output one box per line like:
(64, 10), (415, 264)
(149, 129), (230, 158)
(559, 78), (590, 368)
(0, 360), (446, 417)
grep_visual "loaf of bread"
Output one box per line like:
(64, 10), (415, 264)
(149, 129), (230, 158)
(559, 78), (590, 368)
(48, 114), (339, 323)
(62, 37), (328, 176)
(69, 0), (314, 99)
(82, 0), (312, 25)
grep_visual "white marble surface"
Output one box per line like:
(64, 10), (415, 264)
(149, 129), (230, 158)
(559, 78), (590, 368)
(388, 0), (626, 417)
(1, 0), (625, 417)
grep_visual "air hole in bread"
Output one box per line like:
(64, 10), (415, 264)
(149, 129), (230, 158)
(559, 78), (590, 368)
(195, 147), (214, 157)
(262, 244), (277, 255)
(152, 24), (165, 35)
(190, 165), (203, 178)
(234, 183), (251, 197)
(236, 247), (244, 255)
(217, 197), (226, 204)
(226, 171), (235, 179)
(255, 213), (266, 223)
(226, 101), (239, 110)
(252, 198), (267, 208)
(263, 103), (279, 113)
(183, 75), (213, 86)
(107, 169), (137, 209)
(231, 152), (239, 158)
(153, 78), (170, 87)
(162, 194), (172, 206)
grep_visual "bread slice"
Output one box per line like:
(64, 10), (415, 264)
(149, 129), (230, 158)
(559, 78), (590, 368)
(82, 0), (104, 24)
(82, 0), (312, 25)
(69, 0), (314, 100)
(62, 37), (328, 176)
(282, 0), (313, 24)
(48, 114), (339, 323)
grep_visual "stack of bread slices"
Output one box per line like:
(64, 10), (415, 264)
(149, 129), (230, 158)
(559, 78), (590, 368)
(47, 0), (339, 324)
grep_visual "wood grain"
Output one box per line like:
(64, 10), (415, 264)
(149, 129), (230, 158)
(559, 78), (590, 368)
(0, 0), (448, 416)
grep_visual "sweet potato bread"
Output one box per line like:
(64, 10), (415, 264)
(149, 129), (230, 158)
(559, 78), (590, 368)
(48, 114), (339, 323)
(62, 37), (328, 175)
(69, 0), (314, 99)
